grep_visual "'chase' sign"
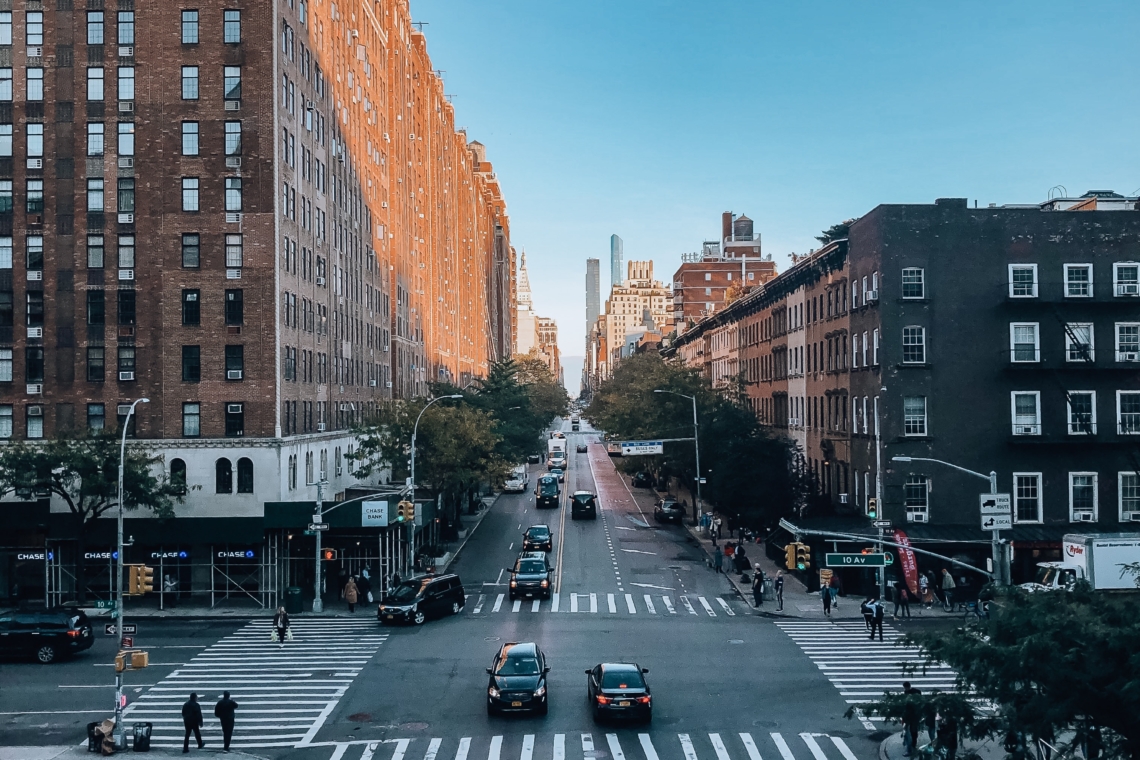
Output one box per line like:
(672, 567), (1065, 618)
(17, 551), (53, 561)
(216, 550), (256, 559)
(85, 551), (118, 560)
(150, 551), (190, 560)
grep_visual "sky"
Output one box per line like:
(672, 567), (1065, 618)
(415, 1), (1140, 392)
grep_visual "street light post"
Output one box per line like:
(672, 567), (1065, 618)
(410, 395), (463, 577)
(115, 397), (148, 749)
(892, 456), (1005, 586)
(653, 390), (702, 524)
(312, 478), (328, 613)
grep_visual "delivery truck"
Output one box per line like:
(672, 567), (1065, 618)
(1023, 533), (1140, 591)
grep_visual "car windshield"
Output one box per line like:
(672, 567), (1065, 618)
(389, 581), (425, 603)
(538, 480), (558, 495)
(601, 668), (644, 689)
(527, 528), (550, 539)
(517, 560), (546, 574)
(496, 656), (542, 676)
(574, 494), (594, 505)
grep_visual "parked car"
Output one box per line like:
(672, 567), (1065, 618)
(585, 662), (651, 723)
(527, 454), (541, 464)
(509, 552), (552, 600)
(377, 574), (465, 625)
(653, 499), (686, 524)
(576, 443), (588, 453)
(487, 642), (550, 715)
(0, 608), (94, 663)
(522, 525), (554, 553)
(631, 472), (653, 489)
(570, 491), (598, 520)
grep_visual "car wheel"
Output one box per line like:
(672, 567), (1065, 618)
(451, 601), (462, 615)
(36, 645), (57, 664)
(413, 610), (426, 625)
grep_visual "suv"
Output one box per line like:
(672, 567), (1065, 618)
(535, 475), (560, 509)
(653, 499), (686, 524)
(522, 525), (554, 552)
(570, 491), (598, 520)
(377, 574), (465, 625)
(509, 552), (551, 600)
(486, 642), (550, 715)
(0, 608), (94, 663)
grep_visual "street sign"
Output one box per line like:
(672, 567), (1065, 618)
(620, 440), (664, 456)
(307, 522), (329, 531)
(104, 623), (116, 636)
(362, 500), (391, 527)
(982, 514), (1013, 530)
(121, 636), (133, 648)
(121, 624), (137, 635)
(826, 552), (890, 567)
(93, 599), (114, 609)
(303, 530), (315, 536)
(979, 493), (1012, 515)
(872, 520), (892, 528)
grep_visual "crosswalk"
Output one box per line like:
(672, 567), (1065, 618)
(317, 730), (866, 760)
(775, 621), (959, 727)
(464, 591), (742, 618)
(123, 618), (387, 749)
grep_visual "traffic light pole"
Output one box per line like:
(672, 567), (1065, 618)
(114, 397), (148, 749)
(313, 480), (324, 613)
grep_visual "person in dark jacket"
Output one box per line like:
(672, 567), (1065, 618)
(182, 693), (204, 753)
(902, 682), (922, 756)
(273, 606), (290, 648)
(214, 691), (238, 751)
(869, 596), (886, 641)
(751, 570), (764, 608)
(774, 571), (785, 611)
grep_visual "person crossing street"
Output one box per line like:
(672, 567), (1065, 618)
(213, 691), (238, 752)
(272, 606), (290, 648)
(343, 575), (360, 613)
(181, 693), (204, 753)
(869, 596), (885, 641)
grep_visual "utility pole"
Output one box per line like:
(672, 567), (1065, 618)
(312, 479), (326, 613)
(115, 397), (148, 750)
(410, 395), (463, 577)
(873, 394), (884, 598)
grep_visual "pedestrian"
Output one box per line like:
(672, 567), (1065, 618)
(713, 547), (724, 574)
(869, 596), (885, 641)
(724, 542), (736, 572)
(919, 573), (932, 609)
(736, 542), (749, 572)
(164, 574), (178, 608)
(272, 605), (290, 648)
(902, 682), (922, 756)
(821, 584), (832, 616)
(751, 570), (765, 608)
(774, 571), (785, 611)
(941, 569), (957, 612)
(181, 693), (205, 753)
(860, 596), (874, 630)
(214, 691), (238, 752)
(828, 573), (840, 609)
(891, 581), (903, 619)
(899, 582), (912, 619)
(343, 575), (360, 613)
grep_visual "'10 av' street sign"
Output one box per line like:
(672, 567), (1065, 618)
(826, 553), (892, 567)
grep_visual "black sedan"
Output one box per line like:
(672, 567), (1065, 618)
(487, 642), (549, 715)
(522, 525), (553, 552)
(631, 472), (653, 489)
(653, 499), (686, 524)
(527, 454), (541, 464)
(586, 663), (651, 723)
(576, 443), (588, 453)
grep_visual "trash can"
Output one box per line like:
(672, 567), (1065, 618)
(285, 586), (303, 615)
(87, 721), (101, 752)
(132, 722), (152, 752)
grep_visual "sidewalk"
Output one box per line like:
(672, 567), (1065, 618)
(880, 730), (1004, 760)
(0, 747), (271, 760)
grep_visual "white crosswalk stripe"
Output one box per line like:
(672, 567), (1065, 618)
(317, 731), (865, 760)
(125, 619), (386, 749)
(463, 591), (743, 618)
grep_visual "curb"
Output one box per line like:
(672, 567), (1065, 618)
(879, 731), (898, 760)
(439, 494), (499, 574)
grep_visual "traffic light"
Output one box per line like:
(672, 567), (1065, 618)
(784, 543), (797, 570)
(406, 501), (416, 523)
(396, 500), (413, 522)
(866, 497), (878, 519)
(321, 548), (338, 561)
(127, 565), (140, 595)
(138, 565), (154, 594)
(795, 543), (811, 571)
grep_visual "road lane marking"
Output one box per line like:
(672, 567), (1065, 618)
(771, 734), (796, 760)
(625, 593), (636, 613)
(570, 594), (579, 613)
(582, 733), (595, 754)
(662, 596), (676, 614)
(799, 734), (829, 760)
(551, 592), (560, 612)
(716, 598), (736, 616)
(615, 526), (636, 531)
(492, 594), (504, 613)
(473, 595), (486, 614)
(607, 593), (617, 613)
(553, 734), (565, 760)
(678, 734), (698, 760)
(606, 734), (627, 760)
(639, 734), (660, 760)
(455, 737), (471, 760)
(508, 543), (514, 551)
(424, 737), (442, 760)
(643, 595), (656, 614)
(620, 548), (656, 555)
(831, 737), (859, 760)
(531, 599), (540, 612)
(521, 734), (535, 760)
(391, 739), (411, 760)
(496, 569), (505, 585)
(740, 733), (763, 760)
(589, 593), (598, 613)
(710, 733), (732, 760)
(512, 599), (522, 613)
(359, 743), (379, 760)
(698, 596), (717, 616)
(488, 735), (502, 760)
(329, 745), (349, 760)
(680, 595), (698, 615)
(630, 582), (673, 590)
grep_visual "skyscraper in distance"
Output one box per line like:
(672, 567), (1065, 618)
(610, 235), (624, 289)
(585, 258), (601, 341)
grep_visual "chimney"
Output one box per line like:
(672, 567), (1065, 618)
(721, 212), (733, 244)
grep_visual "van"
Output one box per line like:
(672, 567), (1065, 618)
(504, 465), (529, 493)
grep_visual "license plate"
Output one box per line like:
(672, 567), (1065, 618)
(511, 701), (522, 707)
(619, 701), (631, 707)
(386, 615), (394, 620)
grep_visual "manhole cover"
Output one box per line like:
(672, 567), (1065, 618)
(484, 636), (500, 642)
(728, 639), (744, 644)
(401, 722), (430, 731)
(347, 713), (372, 723)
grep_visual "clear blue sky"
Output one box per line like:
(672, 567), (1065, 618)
(417, 0), (1140, 386)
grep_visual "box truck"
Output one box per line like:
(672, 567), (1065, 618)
(1023, 533), (1140, 591)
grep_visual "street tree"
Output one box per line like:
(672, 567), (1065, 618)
(0, 429), (186, 603)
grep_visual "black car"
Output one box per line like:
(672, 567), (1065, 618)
(486, 642), (549, 715)
(586, 662), (652, 723)
(570, 491), (598, 520)
(377, 574), (465, 625)
(527, 453), (541, 464)
(509, 553), (551, 601)
(0, 608), (94, 663)
(631, 472), (653, 489)
(522, 525), (553, 552)
(576, 443), (588, 453)
(535, 476), (560, 509)
(653, 499), (686, 524)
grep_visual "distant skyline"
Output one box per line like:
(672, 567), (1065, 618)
(418, 0), (1140, 360)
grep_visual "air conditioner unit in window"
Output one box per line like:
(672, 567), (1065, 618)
(118, 158), (134, 169)
(226, 269), (241, 279)
(118, 269), (134, 281)
(27, 327), (42, 338)
(227, 370), (243, 380)
(117, 101), (134, 115)
(1126, 512), (1140, 523)
(369, 379), (377, 387)
(27, 158), (42, 169)
(118, 213), (134, 224)
(26, 46), (42, 58)
(867, 289), (879, 301)
(316, 276), (326, 286)
(27, 270), (42, 281)
(909, 512), (928, 523)
(26, 384), (43, 395)
(838, 493), (848, 504)
(118, 46), (134, 58)
(1117, 283), (1139, 296)
(317, 423), (326, 432)
(226, 212), (242, 224)
(1016, 425), (1039, 435)
(226, 404), (243, 414)
(224, 100), (241, 111)
(118, 371), (135, 381)
(1075, 511), (1095, 522)
(386, 381), (393, 388)
(225, 156), (241, 168)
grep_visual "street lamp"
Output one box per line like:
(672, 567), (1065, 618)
(409, 395), (463, 577)
(653, 390), (702, 524)
(891, 455), (1005, 585)
(115, 396), (148, 749)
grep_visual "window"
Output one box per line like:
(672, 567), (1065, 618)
(117, 290), (135, 325)
(27, 12), (43, 45)
(87, 67), (104, 101)
(87, 178), (104, 211)
(224, 121), (241, 155)
(181, 345), (200, 382)
(1064, 264), (1092, 298)
(26, 67), (43, 101)
(26, 292), (44, 327)
(181, 233), (200, 268)
(87, 403), (105, 430)
(224, 10), (241, 43)
(181, 178), (199, 211)
(86, 122), (104, 155)
(1119, 391), (1140, 435)
(215, 458), (232, 493)
(904, 475), (929, 520)
(182, 10), (199, 44)
(225, 234), (242, 267)
(86, 290), (105, 324)
(1065, 323), (1094, 362)
(170, 458), (188, 493)
(1010, 322), (1040, 362)
(1069, 472), (1098, 521)
(225, 345), (243, 379)
(182, 403), (201, 437)
(24, 347), (43, 382)
(1014, 473), (1042, 523)
(181, 66), (199, 99)
(26, 405), (43, 439)
(26, 124), (43, 157)
(872, 328), (880, 365)
(0, 348), (10, 381)
(117, 178), (134, 215)
(117, 122), (134, 156)
(86, 347), (104, 381)
(1011, 391), (1041, 435)
(25, 235), (43, 269)
(117, 346), (135, 378)
(223, 66), (241, 100)
(0, 128), (11, 158)
(224, 290), (243, 325)
(903, 396), (927, 436)
(0, 13), (10, 45)
(1067, 391), (1096, 435)
(1008, 264), (1038, 297)
(704, 273), (711, 281)
(24, 180), (43, 215)
(118, 12), (135, 45)
(237, 457), (253, 493)
(87, 11), (104, 44)
(0, 236), (9, 267)
(1114, 262), (1139, 297)
(224, 403), (244, 437)
(0, 405), (10, 438)
(1121, 473), (1140, 519)
(117, 235), (134, 268)
(0, 70), (10, 101)
(224, 177), (242, 212)
(181, 122), (199, 155)
(902, 326), (926, 364)
(895, 268), (924, 301)
(1116, 323), (1140, 362)
(181, 289), (200, 325)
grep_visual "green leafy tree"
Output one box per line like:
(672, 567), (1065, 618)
(815, 219), (856, 244)
(0, 429), (186, 603)
(851, 585), (1140, 760)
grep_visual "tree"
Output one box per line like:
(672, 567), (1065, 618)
(0, 429), (186, 603)
(815, 219), (856, 244)
(851, 585), (1140, 760)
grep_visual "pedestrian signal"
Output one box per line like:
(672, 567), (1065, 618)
(784, 543), (797, 570)
(795, 543), (811, 571)
(321, 549), (338, 561)
(866, 498), (878, 519)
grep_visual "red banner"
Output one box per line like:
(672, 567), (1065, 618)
(894, 529), (920, 597)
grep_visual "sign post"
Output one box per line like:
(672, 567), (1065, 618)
(980, 493), (1012, 583)
(825, 553), (892, 567)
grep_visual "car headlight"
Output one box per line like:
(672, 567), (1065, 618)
(540, 580), (549, 588)
(510, 580), (517, 588)
(488, 686), (500, 698)
(533, 685), (546, 697)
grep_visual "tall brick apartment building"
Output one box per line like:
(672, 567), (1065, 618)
(1, 0), (514, 606)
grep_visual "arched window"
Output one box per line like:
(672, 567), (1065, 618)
(215, 458), (233, 494)
(288, 455), (297, 490)
(237, 457), (254, 493)
(305, 452), (313, 484)
(170, 458), (187, 494)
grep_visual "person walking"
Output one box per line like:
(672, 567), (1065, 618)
(891, 581), (903, 619)
(751, 570), (765, 608)
(860, 596), (875, 630)
(821, 583), (832, 616)
(164, 574), (178, 608)
(869, 596), (885, 641)
(724, 542), (736, 572)
(736, 542), (749, 573)
(181, 693), (205, 753)
(358, 568), (373, 605)
(899, 581), (912, 619)
(774, 571), (785, 611)
(343, 575), (360, 613)
(941, 569), (957, 612)
(213, 691), (238, 752)
(272, 606), (290, 648)
(713, 547), (724, 574)
(828, 573), (840, 609)
(902, 682), (922, 756)
(919, 573), (932, 609)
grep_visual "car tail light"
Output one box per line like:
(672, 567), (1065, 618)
(636, 695), (651, 704)
(596, 695), (611, 705)
(67, 629), (81, 638)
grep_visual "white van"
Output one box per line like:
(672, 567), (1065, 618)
(504, 465), (529, 493)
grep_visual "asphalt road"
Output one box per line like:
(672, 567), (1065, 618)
(0, 420), (891, 760)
